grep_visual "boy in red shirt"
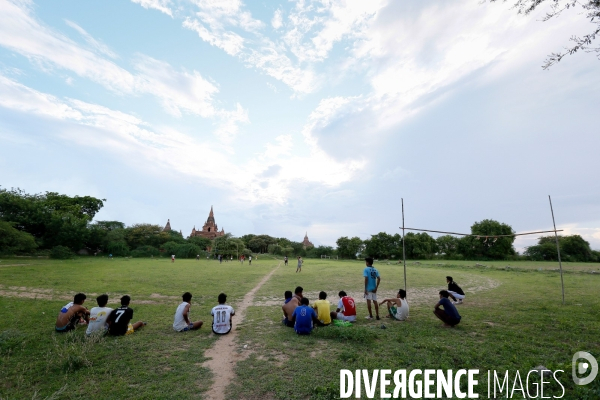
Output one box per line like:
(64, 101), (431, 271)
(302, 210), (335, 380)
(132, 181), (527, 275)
(329, 290), (356, 322)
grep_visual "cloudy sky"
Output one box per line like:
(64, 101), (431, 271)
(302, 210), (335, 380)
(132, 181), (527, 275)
(1, 0), (599, 251)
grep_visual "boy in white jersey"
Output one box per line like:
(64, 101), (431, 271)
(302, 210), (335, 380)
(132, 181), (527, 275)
(379, 289), (409, 321)
(86, 294), (113, 336)
(173, 292), (203, 332)
(211, 293), (235, 335)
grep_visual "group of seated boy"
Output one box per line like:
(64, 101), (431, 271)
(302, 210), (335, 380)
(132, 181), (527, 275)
(55, 291), (235, 336)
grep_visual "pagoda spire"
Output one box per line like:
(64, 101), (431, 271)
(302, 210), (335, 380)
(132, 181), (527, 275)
(163, 219), (172, 232)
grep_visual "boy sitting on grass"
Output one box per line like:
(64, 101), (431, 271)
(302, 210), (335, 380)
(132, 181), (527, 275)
(291, 297), (319, 335)
(173, 292), (203, 332)
(107, 295), (146, 336)
(433, 290), (461, 328)
(211, 293), (235, 335)
(329, 290), (357, 322)
(312, 291), (332, 326)
(55, 293), (90, 333)
(379, 289), (409, 321)
(86, 294), (113, 336)
(282, 290), (299, 328)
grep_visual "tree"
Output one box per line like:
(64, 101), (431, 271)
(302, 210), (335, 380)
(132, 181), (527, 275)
(403, 232), (437, 259)
(336, 236), (364, 259)
(0, 221), (37, 255)
(491, 0), (600, 68)
(525, 234), (596, 261)
(125, 224), (170, 249)
(364, 232), (401, 259)
(436, 235), (461, 259)
(188, 236), (212, 250)
(458, 219), (516, 260)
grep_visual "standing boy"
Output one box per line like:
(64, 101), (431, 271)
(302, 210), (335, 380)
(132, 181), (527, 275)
(171, 254), (175, 263)
(296, 256), (303, 273)
(86, 294), (113, 335)
(173, 292), (203, 332)
(249, 255), (252, 265)
(284, 256), (288, 266)
(363, 257), (381, 320)
(55, 293), (90, 333)
(107, 295), (146, 336)
(434, 290), (461, 327)
(379, 289), (409, 321)
(211, 293), (235, 335)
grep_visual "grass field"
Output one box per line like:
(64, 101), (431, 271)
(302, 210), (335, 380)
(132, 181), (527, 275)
(1, 256), (599, 399)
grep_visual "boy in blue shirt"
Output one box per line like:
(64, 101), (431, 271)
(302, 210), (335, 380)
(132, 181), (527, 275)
(291, 297), (319, 335)
(363, 257), (381, 320)
(434, 290), (461, 327)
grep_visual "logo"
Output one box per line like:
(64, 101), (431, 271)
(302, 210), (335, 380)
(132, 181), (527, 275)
(572, 351), (598, 386)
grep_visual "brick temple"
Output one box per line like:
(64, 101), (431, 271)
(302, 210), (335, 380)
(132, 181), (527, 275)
(190, 206), (225, 240)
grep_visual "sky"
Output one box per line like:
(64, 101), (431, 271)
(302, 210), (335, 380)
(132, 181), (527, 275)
(1, 0), (599, 252)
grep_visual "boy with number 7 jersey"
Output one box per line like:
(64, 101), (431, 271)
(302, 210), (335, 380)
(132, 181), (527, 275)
(107, 295), (146, 336)
(211, 293), (235, 335)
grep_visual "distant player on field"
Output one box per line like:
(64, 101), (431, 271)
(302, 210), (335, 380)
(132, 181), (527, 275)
(330, 290), (356, 322)
(55, 293), (89, 333)
(107, 295), (146, 336)
(312, 291), (332, 326)
(434, 290), (461, 328)
(282, 290), (299, 327)
(446, 276), (465, 304)
(86, 294), (113, 336)
(249, 255), (252, 265)
(379, 289), (409, 321)
(296, 256), (303, 273)
(284, 256), (288, 266)
(211, 293), (235, 335)
(291, 298), (319, 335)
(363, 257), (381, 320)
(173, 292), (203, 332)
(171, 254), (175, 263)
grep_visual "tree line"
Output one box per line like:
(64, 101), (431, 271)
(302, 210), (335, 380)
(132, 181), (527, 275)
(1, 188), (598, 262)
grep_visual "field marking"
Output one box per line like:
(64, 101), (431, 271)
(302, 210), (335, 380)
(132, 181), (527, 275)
(202, 262), (281, 400)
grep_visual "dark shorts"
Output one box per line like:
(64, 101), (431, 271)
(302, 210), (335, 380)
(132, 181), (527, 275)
(282, 318), (294, 328)
(55, 315), (79, 333)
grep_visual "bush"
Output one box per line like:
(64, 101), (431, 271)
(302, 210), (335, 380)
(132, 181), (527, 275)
(106, 241), (129, 257)
(131, 245), (160, 258)
(50, 245), (74, 259)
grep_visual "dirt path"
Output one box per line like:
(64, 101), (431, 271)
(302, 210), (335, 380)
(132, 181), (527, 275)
(202, 263), (280, 400)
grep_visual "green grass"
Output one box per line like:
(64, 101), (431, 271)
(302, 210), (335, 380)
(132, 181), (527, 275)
(1, 257), (599, 399)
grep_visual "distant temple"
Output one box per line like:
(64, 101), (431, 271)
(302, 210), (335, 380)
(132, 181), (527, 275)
(163, 219), (172, 232)
(302, 232), (314, 249)
(190, 206), (225, 240)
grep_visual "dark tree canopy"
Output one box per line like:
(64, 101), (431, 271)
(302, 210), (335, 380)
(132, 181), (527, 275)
(491, 0), (600, 68)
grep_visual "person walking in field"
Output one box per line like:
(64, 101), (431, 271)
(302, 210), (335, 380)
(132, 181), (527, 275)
(446, 276), (465, 304)
(249, 255), (252, 265)
(173, 292), (203, 332)
(86, 294), (113, 336)
(284, 256), (288, 266)
(330, 290), (357, 322)
(434, 290), (461, 328)
(312, 291), (332, 326)
(282, 290), (299, 327)
(107, 295), (146, 336)
(379, 289), (409, 321)
(363, 257), (381, 320)
(211, 293), (235, 335)
(296, 256), (303, 273)
(55, 293), (90, 333)
(171, 254), (175, 263)
(291, 298), (319, 335)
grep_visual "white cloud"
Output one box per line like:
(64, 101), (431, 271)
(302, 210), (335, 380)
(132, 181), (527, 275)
(271, 9), (283, 29)
(131, 0), (173, 17)
(64, 19), (118, 59)
(0, 0), (247, 141)
(0, 74), (362, 204)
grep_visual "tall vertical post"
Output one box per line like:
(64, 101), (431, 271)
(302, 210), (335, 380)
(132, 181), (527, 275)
(402, 198), (407, 292)
(549, 195), (565, 305)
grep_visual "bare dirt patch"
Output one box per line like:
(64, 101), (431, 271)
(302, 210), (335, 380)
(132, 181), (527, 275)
(201, 263), (281, 400)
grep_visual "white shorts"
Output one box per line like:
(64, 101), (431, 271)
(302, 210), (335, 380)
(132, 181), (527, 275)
(336, 313), (356, 322)
(448, 291), (465, 300)
(364, 292), (377, 301)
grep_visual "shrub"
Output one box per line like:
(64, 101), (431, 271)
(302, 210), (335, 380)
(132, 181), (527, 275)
(131, 245), (160, 258)
(50, 245), (74, 259)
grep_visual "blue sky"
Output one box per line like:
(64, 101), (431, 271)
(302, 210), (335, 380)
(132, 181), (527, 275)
(1, 0), (599, 251)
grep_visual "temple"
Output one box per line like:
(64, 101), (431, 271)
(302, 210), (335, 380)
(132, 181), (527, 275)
(190, 206), (225, 239)
(302, 232), (314, 249)
(163, 219), (172, 232)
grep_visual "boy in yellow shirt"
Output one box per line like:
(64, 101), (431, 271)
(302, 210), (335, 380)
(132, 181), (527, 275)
(313, 291), (332, 326)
